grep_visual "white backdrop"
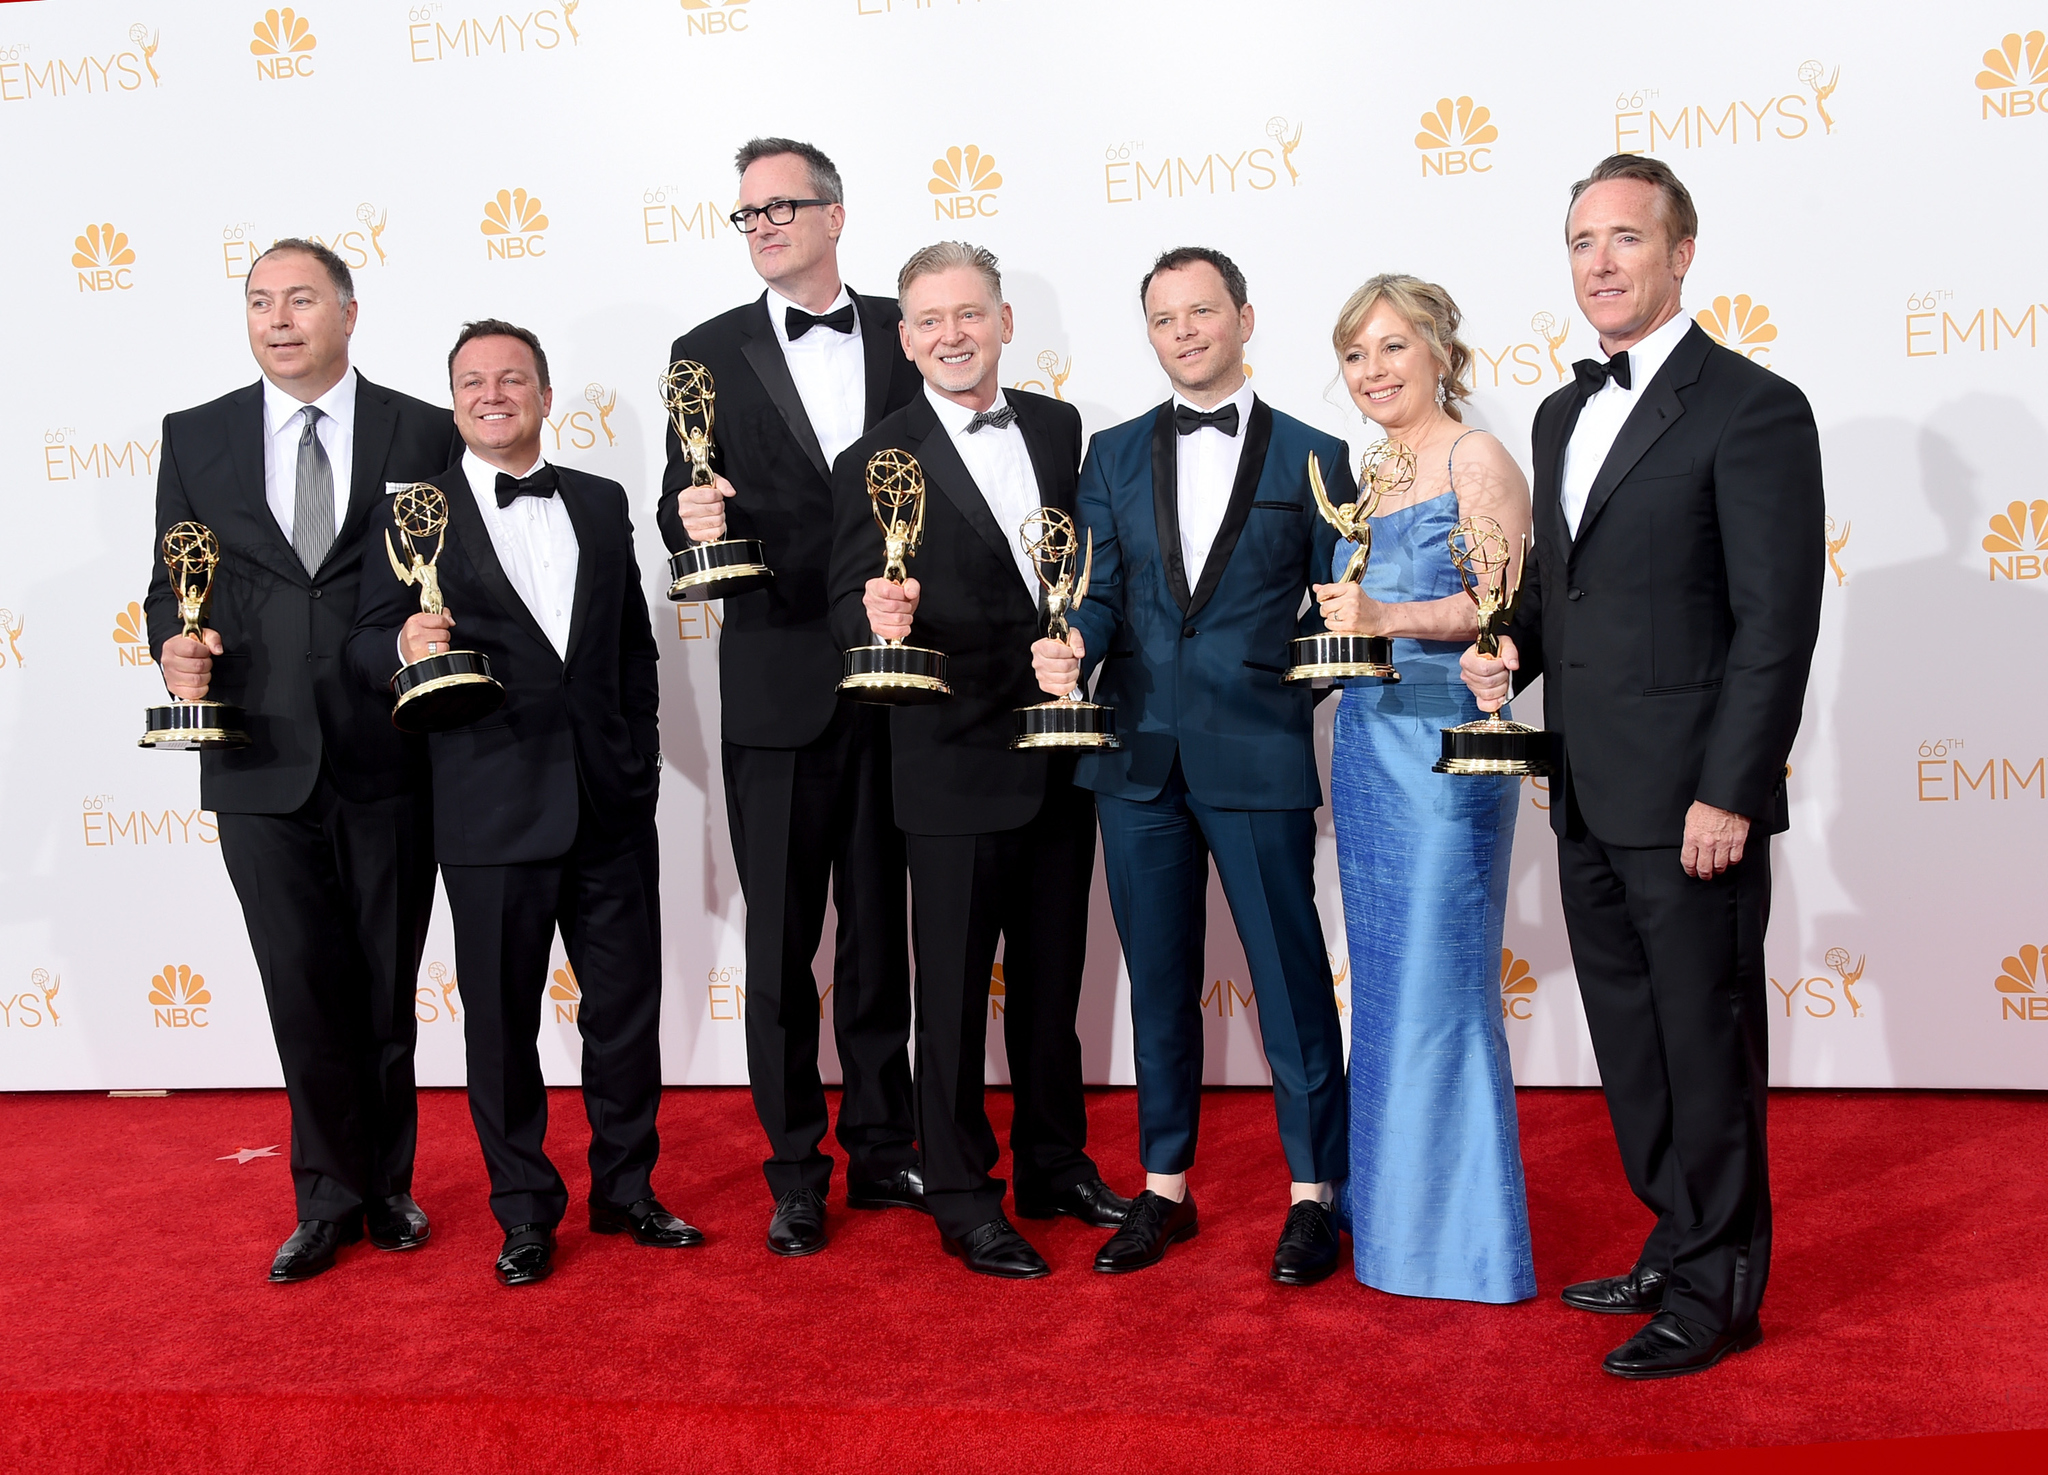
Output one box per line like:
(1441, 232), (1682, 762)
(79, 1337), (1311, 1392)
(1, 0), (2043, 1094)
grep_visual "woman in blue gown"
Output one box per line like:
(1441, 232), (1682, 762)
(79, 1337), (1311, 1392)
(1314, 275), (1536, 1303)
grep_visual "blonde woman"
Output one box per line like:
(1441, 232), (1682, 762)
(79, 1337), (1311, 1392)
(1315, 274), (1534, 1303)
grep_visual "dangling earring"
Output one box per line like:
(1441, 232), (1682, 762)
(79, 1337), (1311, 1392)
(1435, 378), (1448, 407)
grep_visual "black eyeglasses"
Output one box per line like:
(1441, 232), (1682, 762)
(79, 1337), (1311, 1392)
(728, 199), (831, 232)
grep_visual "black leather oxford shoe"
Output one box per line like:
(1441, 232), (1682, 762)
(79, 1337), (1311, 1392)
(495, 1223), (557, 1287)
(846, 1165), (929, 1214)
(1603, 1310), (1762, 1379)
(1562, 1262), (1669, 1314)
(365, 1193), (430, 1251)
(1092, 1189), (1198, 1274)
(1015, 1176), (1132, 1228)
(268, 1217), (363, 1283)
(767, 1187), (828, 1257)
(941, 1215), (1051, 1279)
(590, 1197), (705, 1247)
(1270, 1200), (1341, 1286)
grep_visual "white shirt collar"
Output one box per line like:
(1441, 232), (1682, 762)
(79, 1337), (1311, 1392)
(1171, 372), (1255, 424)
(263, 365), (357, 437)
(924, 382), (1013, 435)
(766, 283), (855, 347)
(463, 446), (547, 493)
(1611, 311), (1692, 393)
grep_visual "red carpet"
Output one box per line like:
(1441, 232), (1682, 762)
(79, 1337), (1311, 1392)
(2, 1086), (2044, 1473)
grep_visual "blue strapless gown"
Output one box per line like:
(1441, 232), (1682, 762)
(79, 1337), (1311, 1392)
(1330, 490), (1534, 1303)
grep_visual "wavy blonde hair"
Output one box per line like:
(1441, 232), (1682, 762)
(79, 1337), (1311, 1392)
(1331, 274), (1473, 423)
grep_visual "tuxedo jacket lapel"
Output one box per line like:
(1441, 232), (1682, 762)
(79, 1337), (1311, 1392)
(1148, 404), (1190, 613)
(1573, 324), (1710, 551)
(857, 290), (896, 432)
(228, 382), (308, 585)
(738, 295), (830, 480)
(1185, 397), (1272, 618)
(333, 376), (399, 564)
(1013, 393), (1070, 514)
(556, 470), (601, 666)
(908, 396), (1020, 577)
(441, 468), (558, 660)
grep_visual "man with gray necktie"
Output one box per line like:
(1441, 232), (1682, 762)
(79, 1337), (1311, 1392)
(147, 238), (463, 1283)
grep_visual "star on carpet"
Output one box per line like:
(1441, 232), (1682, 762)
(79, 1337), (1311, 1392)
(218, 1145), (281, 1164)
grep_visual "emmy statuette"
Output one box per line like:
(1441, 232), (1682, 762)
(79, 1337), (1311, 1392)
(385, 482), (506, 733)
(1012, 508), (1118, 750)
(1283, 439), (1417, 684)
(838, 449), (951, 703)
(1432, 516), (1555, 776)
(139, 521), (251, 750)
(661, 359), (773, 601)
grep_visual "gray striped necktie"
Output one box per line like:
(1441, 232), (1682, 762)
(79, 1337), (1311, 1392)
(292, 404), (336, 574)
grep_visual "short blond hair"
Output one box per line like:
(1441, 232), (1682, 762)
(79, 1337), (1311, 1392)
(1331, 274), (1473, 423)
(897, 240), (1002, 308)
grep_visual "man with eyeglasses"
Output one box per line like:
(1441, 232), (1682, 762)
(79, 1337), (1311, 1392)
(656, 137), (925, 1259)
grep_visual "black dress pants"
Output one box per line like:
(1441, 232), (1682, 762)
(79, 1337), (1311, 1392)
(440, 813), (664, 1231)
(216, 767), (436, 1222)
(904, 778), (1100, 1239)
(722, 702), (914, 1199)
(1557, 825), (1773, 1333)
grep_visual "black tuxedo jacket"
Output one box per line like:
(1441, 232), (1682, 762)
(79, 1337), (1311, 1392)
(826, 389), (1084, 838)
(1510, 323), (1824, 847)
(346, 462), (661, 866)
(144, 374), (461, 814)
(654, 290), (924, 750)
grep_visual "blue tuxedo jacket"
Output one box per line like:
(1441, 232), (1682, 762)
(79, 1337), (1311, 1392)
(1068, 398), (1349, 810)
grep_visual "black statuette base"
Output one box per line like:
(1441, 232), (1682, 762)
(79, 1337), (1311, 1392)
(140, 699), (250, 750)
(390, 649), (506, 734)
(1283, 632), (1399, 684)
(1433, 717), (1558, 776)
(1013, 699), (1120, 750)
(668, 540), (773, 602)
(838, 642), (951, 705)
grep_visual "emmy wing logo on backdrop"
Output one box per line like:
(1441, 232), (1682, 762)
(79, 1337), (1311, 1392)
(930, 145), (1002, 220)
(1772, 949), (1868, 1021)
(1415, 96), (1497, 176)
(481, 189), (548, 259)
(1470, 312), (1574, 389)
(1978, 31), (2048, 117)
(409, 7), (578, 62)
(72, 224), (135, 293)
(0, 24), (158, 101)
(1613, 63), (1838, 154)
(1996, 945), (2048, 1021)
(1102, 124), (1293, 205)
(222, 207), (390, 277)
(1501, 949), (1538, 1021)
(1012, 351), (1072, 399)
(0, 608), (23, 671)
(3, 971), (60, 1029)
(149, 964), (210, 1029)
(249, 9), (317, 80)
(416, 961), (461, 1024)
(1826, 514), (1851, 585)
(1984, 500), (2048, 580)
(1695, 295), (1778, 365)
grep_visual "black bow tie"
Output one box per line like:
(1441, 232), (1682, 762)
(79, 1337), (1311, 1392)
(1574, 352), (1632, 394)
(966, 404), (1017, 433)
(495, 465), (559, 507)
(1174, 402), (1240, 437)
(786, 303), (856, 339)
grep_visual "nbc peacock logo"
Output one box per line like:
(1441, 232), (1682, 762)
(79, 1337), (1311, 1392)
(250, 8), (317, 80)
(72, 223), (136, 293)
(1696, 295), (1778, 364)
(1501, 948), (1538, 1021)
(150, 963), (210, 1029)
(1996, 944), (2048, 1021)
(113, 601), (153, 666)
(930, 145), (1002, 221)
(679, 0), (752, 34)
(1978, 31), (2048, 118)
(549, 961), (580, 1023)
(1984, 499), (2048, 581)
(1415, 96), (1497, 177)
(481, 188), (548, 260)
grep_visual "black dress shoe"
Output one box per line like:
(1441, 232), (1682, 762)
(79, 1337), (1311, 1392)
(1562, 1262), (1669, 1315)
(268, 1217), (362, 1283)
(767, 1187), (828, 1257)
(590, 1197), (705, 1247)
(365, 1193), (430, 1251)
(495, 1223), (557, 1287)
(1603, 1310), (1762, 1379)
(1015, 1176), (1132, 1228)
(1271, 1200), (1342, 1285)
(941, 1215), (1051, 1279)
(1092, 1189), (1198, 1274)
(846, 1165), (929, 1214)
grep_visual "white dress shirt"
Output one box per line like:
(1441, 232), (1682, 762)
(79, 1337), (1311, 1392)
(1559, 310), (1692, 537)
(766, 283), (867, 468)
(1173, 375), (1256, 585)
(262, 367), (356, 546)
(925, 384), (1041, 600)
(461, 449), (579, 660)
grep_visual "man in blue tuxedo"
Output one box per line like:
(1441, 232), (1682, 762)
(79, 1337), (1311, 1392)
(1033, 247), (1351, 1284)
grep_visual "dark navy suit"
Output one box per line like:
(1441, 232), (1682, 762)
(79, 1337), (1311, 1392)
(1068, 397), (1349, 1182)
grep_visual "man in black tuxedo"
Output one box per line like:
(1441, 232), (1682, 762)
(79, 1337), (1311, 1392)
(1463, 156), (1823, 1377)
(826, 242), (1129, 1278)
(349, 320), (699, 1287)
(147, 238), (457, 1283)
(660, 137), (924, 1257)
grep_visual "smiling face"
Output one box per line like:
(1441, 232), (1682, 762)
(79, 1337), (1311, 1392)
(1567, 177), (1694, 351)
(738, 151), (844, 299)
(1143, 262), (1253, 406)
(245, 250), (356, 401)
(898, 264), (1012, 410)
(1342, 301), (1442, 438)
(450, 334), (552, 470)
